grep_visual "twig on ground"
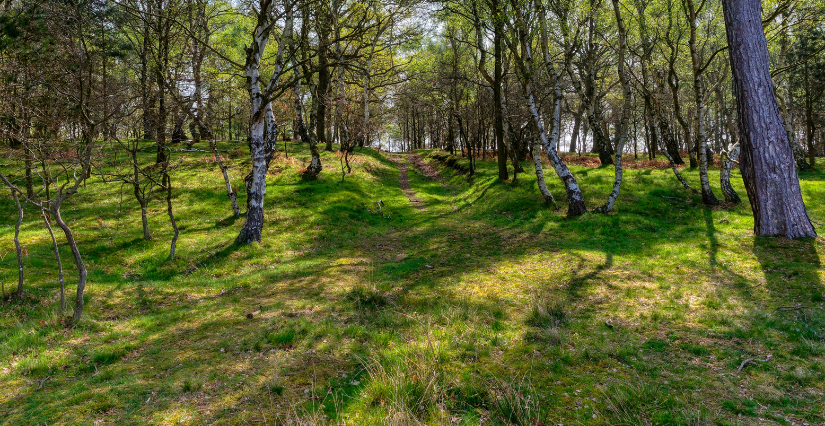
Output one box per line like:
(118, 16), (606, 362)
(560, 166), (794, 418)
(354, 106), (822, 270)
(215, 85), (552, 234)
(771, 306), (824, 323)
(36, 376), (51, 391)
(737, 355), (771, 373)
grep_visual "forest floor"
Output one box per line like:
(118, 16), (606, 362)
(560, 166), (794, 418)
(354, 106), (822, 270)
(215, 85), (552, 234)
(1, 141), (824, 426)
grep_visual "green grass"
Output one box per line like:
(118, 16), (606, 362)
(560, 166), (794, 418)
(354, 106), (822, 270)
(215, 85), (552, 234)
(1, 141), (824, 425)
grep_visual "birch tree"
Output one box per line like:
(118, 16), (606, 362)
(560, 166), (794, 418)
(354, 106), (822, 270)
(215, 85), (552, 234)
(505, 0), (587, 216)
(235, 0), (294, 244)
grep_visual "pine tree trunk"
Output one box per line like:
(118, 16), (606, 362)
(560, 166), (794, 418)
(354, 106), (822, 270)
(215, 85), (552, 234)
(722, 0), (816, 238)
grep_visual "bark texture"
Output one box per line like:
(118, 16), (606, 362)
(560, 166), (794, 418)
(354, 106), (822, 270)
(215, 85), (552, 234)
(512, 4), (586, 216)
(720, 143), (741, 203)
(722, 0), (816, 238)
(236, 3), (292, 244)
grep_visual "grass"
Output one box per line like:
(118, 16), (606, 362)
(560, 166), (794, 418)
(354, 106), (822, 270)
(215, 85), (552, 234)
(1, 140), (824, 425)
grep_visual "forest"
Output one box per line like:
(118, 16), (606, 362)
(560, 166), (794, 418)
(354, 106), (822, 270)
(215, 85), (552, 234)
(0, 0), (823, 424)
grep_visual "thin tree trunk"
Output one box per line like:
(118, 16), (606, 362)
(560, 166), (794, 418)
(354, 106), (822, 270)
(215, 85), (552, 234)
(210, 140), (240, 216)
(493, 7), (508, 180)
(720, 143), (741, 203)
(13, 192), (23, 295)
(663, 148), (694, 189)
(24, 144), (33, 199)
(129, 147), (152, 240)
(53, 208), (86, 325)
(294, 74), (323, 176)
(42, 211), (65, 311)
(695, 81), (719, 205)
(596, 0), (630, 213)
(531, 138), (557, 207)
(570, 103), (583, 153)
(722, 0), (816, 238)
(163, 171), (178, 260)
(685, 0), (719, 204)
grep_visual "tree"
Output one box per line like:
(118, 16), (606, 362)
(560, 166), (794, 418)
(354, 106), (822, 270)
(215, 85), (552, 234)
(505, 0), (587, 216)
(721, 0), (816, 238)
(235, 0), (294, 244)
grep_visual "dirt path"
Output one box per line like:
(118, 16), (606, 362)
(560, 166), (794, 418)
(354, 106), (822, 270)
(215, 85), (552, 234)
(408, 153), (442, 181)
(388, 154), (426, 210)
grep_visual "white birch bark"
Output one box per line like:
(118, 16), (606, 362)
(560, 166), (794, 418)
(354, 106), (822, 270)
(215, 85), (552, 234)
(210, 140), (240, 216)
(662, 147), (694, 190)
(686, 0), (719, 205)
(525, 5), (585, 215)
(236, 1), (293, 243)
(596, 0), (630, 213)
(720, 143), (741, 203)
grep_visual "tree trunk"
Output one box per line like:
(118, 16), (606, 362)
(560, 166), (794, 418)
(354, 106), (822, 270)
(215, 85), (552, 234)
(294, 75), (322, 177)
(570, 103), (583, 153)
(686, 0), (719, 205)
(237, 116), (268, 243)
(130, 147), (152, 240)
(13, 192), (23, 294)
(236, 5), (292, 243)
(141, 17), (154, 141)
(163, 171), (178, 260)
(694, 79), (719, 205)
(43, 211), (65, 311)
(53, 208), (86, 325)
(210, 140), (240, 216)
(596, 0), (630, 213)
(720, 143), (741, 203)
(531, 139), (557, 206)
(722, 0), (816, 238)
(663, 144), (694, 189)
(516, 5), (586, 215)
(493, 11), (508, 180)
(317, 47), (330, 152)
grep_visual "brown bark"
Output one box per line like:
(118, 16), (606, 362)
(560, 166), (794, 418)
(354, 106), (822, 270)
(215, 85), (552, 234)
(722, 0), (816, 238)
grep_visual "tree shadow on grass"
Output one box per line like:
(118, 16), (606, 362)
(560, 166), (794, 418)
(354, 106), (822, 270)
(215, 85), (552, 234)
(703, 208), (719, 273)
(753, 236), (823, 308)
(565, 251), (614, 300)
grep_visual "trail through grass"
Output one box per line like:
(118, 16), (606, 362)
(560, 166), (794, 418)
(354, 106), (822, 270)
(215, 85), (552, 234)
(1, 143), (823, 425)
